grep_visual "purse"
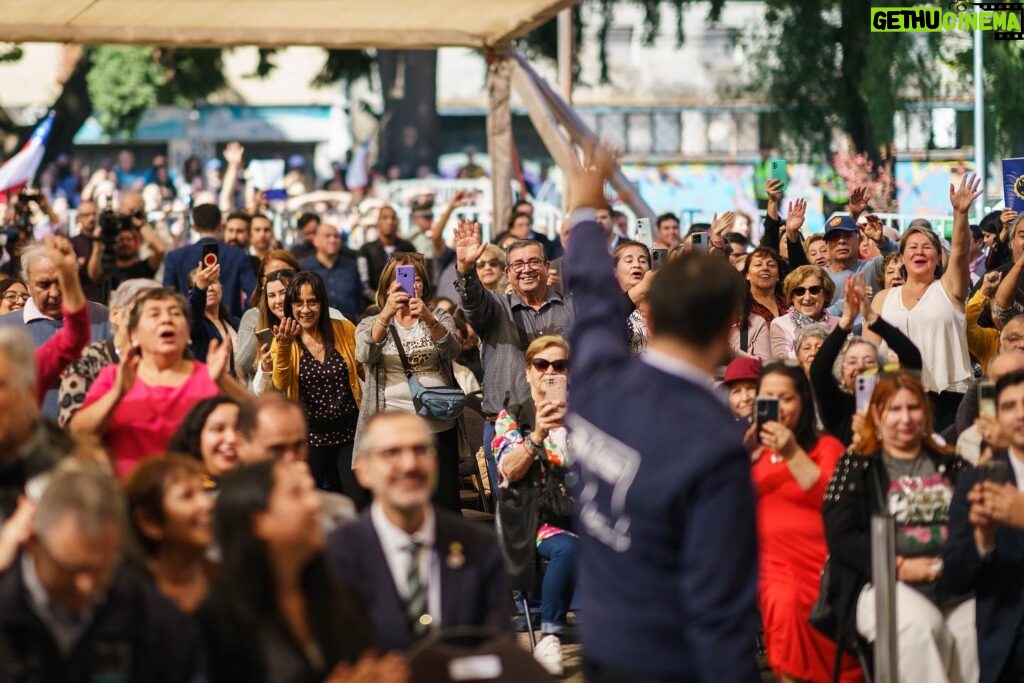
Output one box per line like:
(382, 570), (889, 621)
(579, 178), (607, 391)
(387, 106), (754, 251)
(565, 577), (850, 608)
(389, 324), (466, 421)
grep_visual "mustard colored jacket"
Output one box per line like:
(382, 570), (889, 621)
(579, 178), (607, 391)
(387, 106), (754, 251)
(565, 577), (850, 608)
(271, 319), (363, 405)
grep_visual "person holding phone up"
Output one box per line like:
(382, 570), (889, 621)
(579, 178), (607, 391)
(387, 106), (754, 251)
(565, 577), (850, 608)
(748, 362), (862, 683)
(946, 369), (1024, 682)
(353, 252), (467, 513)
(188, 262), (240, 375)
(491, 334), (577, 676)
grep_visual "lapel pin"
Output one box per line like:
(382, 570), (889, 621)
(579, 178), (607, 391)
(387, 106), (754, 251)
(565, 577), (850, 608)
(446, 541), (465, 569)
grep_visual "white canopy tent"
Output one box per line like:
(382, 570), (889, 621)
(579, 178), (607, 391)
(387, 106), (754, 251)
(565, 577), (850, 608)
(0, 0), (653, 223)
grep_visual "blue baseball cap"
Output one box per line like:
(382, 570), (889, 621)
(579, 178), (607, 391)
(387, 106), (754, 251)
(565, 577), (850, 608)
(823, 215), (859, 239)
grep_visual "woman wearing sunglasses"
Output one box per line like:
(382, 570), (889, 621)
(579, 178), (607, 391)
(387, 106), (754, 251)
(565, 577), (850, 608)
(474, 243), (507, 293)
(770, 265), (837, 359)
(354, 252), (467, 512)
(492, 335), (577, 676)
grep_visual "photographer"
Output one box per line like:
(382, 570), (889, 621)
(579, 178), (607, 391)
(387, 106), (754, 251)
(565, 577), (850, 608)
(0, 190), (60, 279)
(68, 200), (105, 302)
(87, 193), (166, 294)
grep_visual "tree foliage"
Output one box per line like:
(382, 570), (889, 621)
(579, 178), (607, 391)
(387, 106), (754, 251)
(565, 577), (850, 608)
(950, 36), (1024, 160)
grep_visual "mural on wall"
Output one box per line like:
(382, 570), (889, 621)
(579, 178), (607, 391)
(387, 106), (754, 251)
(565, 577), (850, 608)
(621, 159), (989, 234)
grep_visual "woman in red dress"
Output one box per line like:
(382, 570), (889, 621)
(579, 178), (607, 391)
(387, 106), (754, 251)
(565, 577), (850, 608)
(751, 361), (862, 683)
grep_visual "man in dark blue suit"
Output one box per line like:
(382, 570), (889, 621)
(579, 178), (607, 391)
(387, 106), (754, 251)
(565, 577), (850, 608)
(946, 367), (1024, 682)
(163, 204), (256, 318)
(325, 411), (509, 652)
(563, 141), (760, 682)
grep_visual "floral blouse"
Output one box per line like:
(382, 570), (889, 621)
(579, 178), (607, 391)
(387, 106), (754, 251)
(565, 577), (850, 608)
(492, 407), (573, 545)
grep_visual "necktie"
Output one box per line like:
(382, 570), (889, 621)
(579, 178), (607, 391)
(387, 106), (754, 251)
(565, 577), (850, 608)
(404, 541), (431, 637)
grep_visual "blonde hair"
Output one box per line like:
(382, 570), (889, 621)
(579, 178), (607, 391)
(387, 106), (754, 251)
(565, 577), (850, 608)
(524, 334), (571, 365)
(782, 265), (835, 307)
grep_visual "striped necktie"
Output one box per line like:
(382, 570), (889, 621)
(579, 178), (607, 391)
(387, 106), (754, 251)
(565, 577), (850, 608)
(404, 541), (431, 637)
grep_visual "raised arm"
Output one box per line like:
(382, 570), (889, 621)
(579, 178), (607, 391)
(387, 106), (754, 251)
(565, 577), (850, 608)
(760, 179), (784, 252)
(270, 318), (300, 394)
(943, 173), (983, 305)
(453, 220), (498, 333)
(34, 237), (91, 401)
(811, 276), (859, 431)
(782, 199), (810, 269)
(994, 250), (1024, 325)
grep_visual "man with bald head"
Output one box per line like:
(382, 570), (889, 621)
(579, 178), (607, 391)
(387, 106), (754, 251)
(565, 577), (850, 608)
(299, 222), (361, 320)
(68, 200), (104, 302)
(326, 412), (508, 652)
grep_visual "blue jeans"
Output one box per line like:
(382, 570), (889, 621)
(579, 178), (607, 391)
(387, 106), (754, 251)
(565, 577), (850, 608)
(537, 532), (577, 634)
(483, 419), (499, 494)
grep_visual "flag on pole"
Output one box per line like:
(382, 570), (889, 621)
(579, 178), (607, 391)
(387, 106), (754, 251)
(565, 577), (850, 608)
(0, 112), (55, 198)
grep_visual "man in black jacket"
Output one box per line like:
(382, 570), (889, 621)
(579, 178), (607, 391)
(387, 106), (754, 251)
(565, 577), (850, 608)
(0, 464), (199, 682)
(358, 205), (417, 301)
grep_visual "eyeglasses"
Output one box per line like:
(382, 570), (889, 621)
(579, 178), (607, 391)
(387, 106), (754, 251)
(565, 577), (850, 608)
(792, 286), (824, 297)
(530, 358), (568, 373)
(1002, 334), (1024, 346)
(294, 299), (321, 310)
(509, 258), (545, 273)
(476, 259), (503, 269)
(2, 292), (29, 303)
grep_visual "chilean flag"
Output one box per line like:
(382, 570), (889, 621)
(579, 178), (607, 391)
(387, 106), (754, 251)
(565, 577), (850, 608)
(0, 112), (54, 198)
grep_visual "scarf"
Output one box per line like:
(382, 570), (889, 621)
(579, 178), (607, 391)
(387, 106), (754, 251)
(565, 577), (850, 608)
(790, 308), (829, 329)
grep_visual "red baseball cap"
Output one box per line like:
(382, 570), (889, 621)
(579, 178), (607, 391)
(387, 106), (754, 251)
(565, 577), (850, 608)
(723, 357), (763, 385)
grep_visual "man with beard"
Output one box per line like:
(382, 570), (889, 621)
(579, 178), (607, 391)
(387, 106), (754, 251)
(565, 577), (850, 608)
(110, 223), (165, 285)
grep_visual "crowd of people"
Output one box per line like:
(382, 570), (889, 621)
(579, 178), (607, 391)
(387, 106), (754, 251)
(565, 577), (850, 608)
(4, 132), (1024, 683)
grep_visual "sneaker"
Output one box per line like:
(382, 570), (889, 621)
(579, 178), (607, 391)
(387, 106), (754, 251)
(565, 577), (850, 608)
(533, 634), (564, 676)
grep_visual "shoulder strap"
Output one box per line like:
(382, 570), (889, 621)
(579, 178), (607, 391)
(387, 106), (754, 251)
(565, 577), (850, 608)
(740, 320), (749, 352)
(507, 293), (530, 352)
(388, 324), (415, 379)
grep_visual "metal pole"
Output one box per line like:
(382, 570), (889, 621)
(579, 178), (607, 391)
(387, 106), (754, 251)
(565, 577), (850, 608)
(872, 514), (898, 683)
(557, 9), (573, 105)
(974, 4), (986, 219)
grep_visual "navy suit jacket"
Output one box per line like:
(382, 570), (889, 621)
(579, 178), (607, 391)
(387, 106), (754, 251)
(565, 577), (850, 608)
(325, 507), (510, 652)
(163, 236), (256, 318)
(945, 452), (1024, 683)
(564, 219), (760, 680)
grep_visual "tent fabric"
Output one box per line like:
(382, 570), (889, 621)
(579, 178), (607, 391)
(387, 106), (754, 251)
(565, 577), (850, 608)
(0, 0), (576, 49)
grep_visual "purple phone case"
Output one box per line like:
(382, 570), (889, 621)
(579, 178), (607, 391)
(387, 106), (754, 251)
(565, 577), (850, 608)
(396, 265), (416, 296)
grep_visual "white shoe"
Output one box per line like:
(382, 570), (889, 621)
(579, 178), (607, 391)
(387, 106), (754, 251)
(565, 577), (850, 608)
(533, 634), (564, 676)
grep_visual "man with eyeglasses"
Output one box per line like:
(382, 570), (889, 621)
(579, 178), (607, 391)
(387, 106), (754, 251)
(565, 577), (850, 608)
(454, 226), (575, 483)
(955, 347), (1024, 463)
(0, 463), (200, 681)
(326, 412), (508, 652)
(299, 222), (361, 320)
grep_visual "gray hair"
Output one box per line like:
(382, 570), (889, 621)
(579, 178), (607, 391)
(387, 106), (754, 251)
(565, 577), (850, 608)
(833, 335), (884, 388)
(0, 327), (36, 394)
(19, 242), (52, 282)
(108, 278), (162, 311)
(32, 461), (126, 543)
(793, 324), (828, 353)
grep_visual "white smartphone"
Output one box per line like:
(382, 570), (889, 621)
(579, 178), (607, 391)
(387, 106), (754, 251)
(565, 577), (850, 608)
(636, 217), (653, 248)
(979, 380), (997, 418)
(855, 374), (879, 415)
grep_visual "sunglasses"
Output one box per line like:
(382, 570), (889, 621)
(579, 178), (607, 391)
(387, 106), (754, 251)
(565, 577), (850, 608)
(476, 259), (503, 269)
(792, 285), (824, 297)
(530, 358), (568, 373)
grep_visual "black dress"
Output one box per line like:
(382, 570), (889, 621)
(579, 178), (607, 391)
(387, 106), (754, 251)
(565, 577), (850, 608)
(298, 347), (359, 496)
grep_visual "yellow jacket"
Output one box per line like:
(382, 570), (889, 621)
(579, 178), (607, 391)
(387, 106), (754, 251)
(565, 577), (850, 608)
(965, 289), (998, 376)
(271, 319), (363, 405)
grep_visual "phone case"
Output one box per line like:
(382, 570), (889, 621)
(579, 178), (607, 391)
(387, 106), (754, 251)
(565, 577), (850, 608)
(769, 159), (788, 191)
(396, 265), (416, 296)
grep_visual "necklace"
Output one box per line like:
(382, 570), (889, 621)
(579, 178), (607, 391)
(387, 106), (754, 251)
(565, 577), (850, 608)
(303, 335), (324, 354)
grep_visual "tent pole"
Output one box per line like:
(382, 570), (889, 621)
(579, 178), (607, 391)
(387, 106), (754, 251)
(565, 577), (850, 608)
(486, 48), (514, 237)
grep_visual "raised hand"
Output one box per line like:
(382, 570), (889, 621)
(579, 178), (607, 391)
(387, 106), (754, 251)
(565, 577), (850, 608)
(847, 186), (870, 217)
(454, 219), (488, 275)
(840, 273), (863, 330)
(42, 235), (79, 280)
(273, 317), (300, 345)
(950, 173), (983, 214)
(380, 282), (410, 321)
(223, 141), (245, 167)
(861, 214), (885, 244)
(206, 337), (232, 382)
(1001, 208), (1018, 232)
(784, 199), (806, 236)
(565, 137), (618, 211)
(193, 263), (221, 290)
(981, 270), (1002, 298)
(712, 211), (736, 237)
(116, 344), (142, 397)
(765, 178), (783, 203)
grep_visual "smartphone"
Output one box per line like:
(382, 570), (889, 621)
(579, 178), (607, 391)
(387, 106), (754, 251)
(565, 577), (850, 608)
(255, 328), (274, 347)
(979, 460), (1011, 485)
(395, 264), (416, 297)
(691, 232), (707, 252)
(855, 374), (879, 415)
(651, 248), (669, 271)
(202, 242), (219, 268)
(755, 397), (779, 433)
(769, 159), (788, 192)
(544, 374), (567, 404)
(636, 217), (653, 247)
(979, 380), (997, 418)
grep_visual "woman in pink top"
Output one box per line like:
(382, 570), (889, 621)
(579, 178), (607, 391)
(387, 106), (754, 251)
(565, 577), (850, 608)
(71, 288), (247, 479)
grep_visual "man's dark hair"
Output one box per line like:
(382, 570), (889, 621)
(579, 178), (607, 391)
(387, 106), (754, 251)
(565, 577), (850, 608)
(297, 212), (320, 230)
(511, 199), (532, 214)
(970, 225), (982, 241)
(656, 213), (680, 228)
(647, 251), (745, 347)
(226, 211), (252, 228)
(687, 222), (711, 236)
(192, 204), (222, 233)
(504, 239), (546, 261)
(995, 369), (1024, 408)
(725, 232), (749, 247)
